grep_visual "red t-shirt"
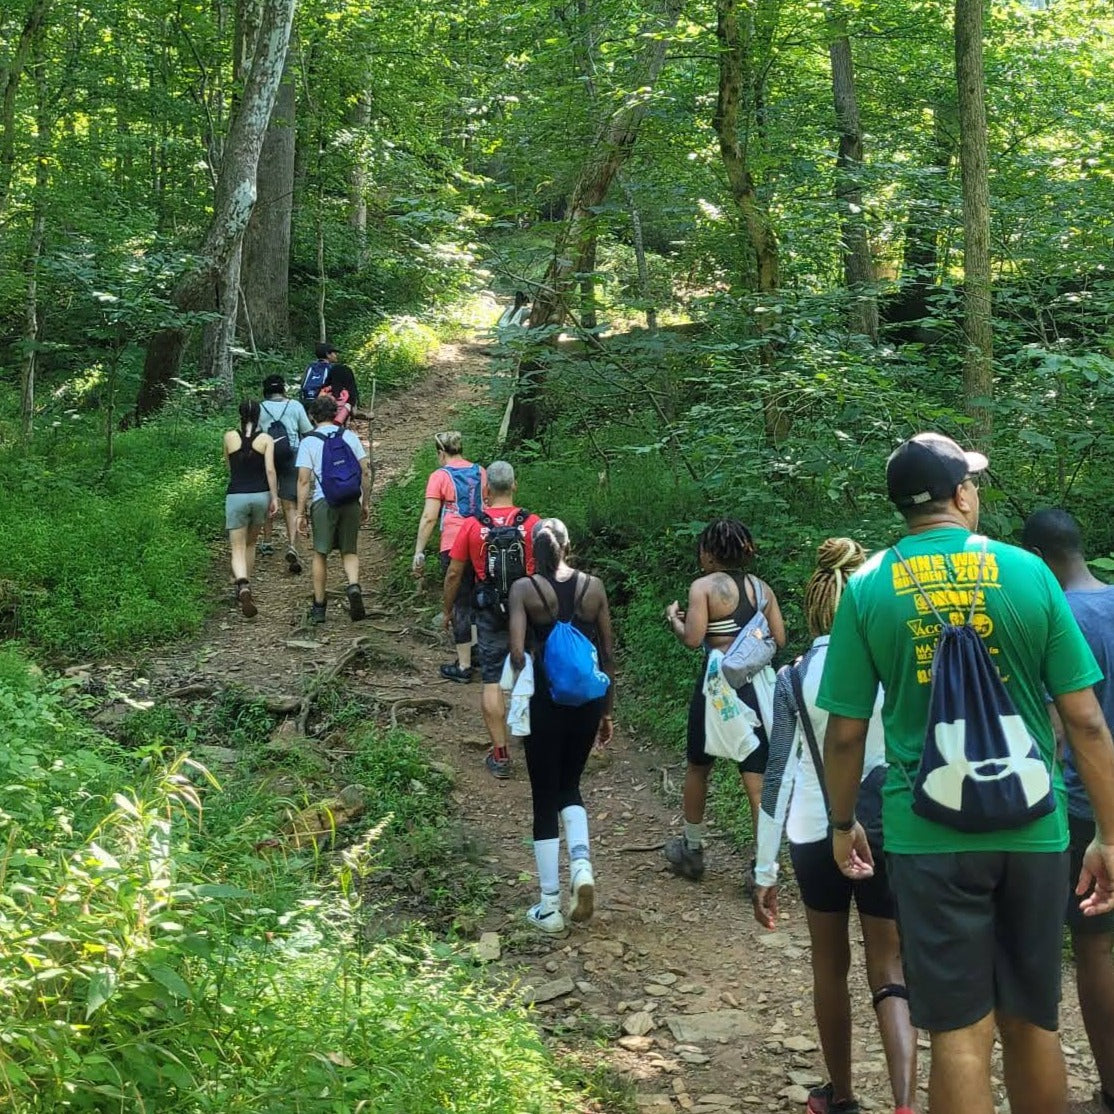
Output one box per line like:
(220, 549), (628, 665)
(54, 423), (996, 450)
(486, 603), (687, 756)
(425, 461), (486, 552)
(450, 506), (540, 579)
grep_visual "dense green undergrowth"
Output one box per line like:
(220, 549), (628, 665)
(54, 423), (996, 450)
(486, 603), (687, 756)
(0, 650), (590, 1112)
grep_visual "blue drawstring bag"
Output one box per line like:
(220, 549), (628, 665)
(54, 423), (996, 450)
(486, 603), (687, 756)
(530, 574), (610, 707)
(894, 541), (1054, 833)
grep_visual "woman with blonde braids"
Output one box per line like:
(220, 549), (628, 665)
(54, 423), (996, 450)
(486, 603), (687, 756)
(753, 538), (917, 1114)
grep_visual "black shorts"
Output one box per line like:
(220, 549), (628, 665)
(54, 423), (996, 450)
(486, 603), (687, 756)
(1066, 814), (1114, 935)
(789, 836), (895, 919)
(686, 669), (768, 774)
(475, 604), (509, 684)
(888, 849), (1068, 1032)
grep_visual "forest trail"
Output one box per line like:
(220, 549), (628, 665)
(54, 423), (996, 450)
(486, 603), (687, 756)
(116, 342), (1101, 1114)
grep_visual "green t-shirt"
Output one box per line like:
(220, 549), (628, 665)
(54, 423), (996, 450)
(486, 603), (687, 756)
(817, 527), (1101, 854)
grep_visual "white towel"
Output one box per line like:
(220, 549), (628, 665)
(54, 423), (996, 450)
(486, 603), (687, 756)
(499, 654), (535, 737)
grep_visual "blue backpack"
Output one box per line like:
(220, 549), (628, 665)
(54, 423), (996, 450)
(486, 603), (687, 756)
(530, 574), (610, 707)
(893, 540), (1054, 834)
(301, 360), (330, 402)
(310, 429), (362, 507)
(441, 463), (483, 521)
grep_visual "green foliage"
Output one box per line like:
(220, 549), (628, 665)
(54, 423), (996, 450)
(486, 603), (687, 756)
(346, 314), (442, 392)
(0, 651), (582, 1113)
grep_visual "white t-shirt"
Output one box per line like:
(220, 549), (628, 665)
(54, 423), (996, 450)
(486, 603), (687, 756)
(294, 424), (367, 504)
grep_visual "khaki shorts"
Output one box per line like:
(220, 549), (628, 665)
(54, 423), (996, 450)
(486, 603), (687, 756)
(310, 498), (361, 555)
(226, 492), (269, 530)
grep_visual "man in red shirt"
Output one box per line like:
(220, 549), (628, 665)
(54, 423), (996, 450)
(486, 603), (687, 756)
(444, 460), (540, 778)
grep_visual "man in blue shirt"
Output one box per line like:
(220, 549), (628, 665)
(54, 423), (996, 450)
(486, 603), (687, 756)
(1024, 507), (1114, 1114)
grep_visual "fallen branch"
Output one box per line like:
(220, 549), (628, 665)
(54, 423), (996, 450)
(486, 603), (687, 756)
(166, 683), (215, 699)
(617, 842), (666, 853)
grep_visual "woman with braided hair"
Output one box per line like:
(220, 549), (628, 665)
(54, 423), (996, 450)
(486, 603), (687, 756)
(664, 518), (786, 883)
(752, 538), (917, 1114)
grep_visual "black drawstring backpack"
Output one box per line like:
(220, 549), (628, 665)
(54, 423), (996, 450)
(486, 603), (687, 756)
(893, 539), (1054, 834)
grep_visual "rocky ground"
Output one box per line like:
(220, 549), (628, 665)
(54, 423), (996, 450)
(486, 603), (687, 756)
(87, 340), (1105, 1114)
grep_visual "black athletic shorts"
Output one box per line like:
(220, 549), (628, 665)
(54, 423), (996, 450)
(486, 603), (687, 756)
(686, 669), (768, 774)
(475, 604), (509, 684)
(789, 835), (895, 919)
(888, 849), (1069, 1032)
(1066, 814), (1114, 935)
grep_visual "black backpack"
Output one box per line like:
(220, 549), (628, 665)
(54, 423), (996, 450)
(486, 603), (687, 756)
(892, 539), (1055, 833)
(475, 510), (529, 614)
(262, 401), (294, 467)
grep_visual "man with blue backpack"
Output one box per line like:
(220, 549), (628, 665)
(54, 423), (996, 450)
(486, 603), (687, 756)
(295, 394), (372, 624)
(301, 342), (360, 425)
(817, 432), (1114, 1114)
(411, 431), (486, 682)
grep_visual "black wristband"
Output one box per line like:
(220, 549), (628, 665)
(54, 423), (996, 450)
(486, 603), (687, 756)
(830, 814), (856, 832)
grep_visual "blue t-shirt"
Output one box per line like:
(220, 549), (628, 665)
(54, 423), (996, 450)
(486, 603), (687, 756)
(1062, 586), (1114, 819)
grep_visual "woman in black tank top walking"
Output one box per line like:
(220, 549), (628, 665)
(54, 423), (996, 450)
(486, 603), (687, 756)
(663, 518), (786, 886)
(508, 518), (615, 936)
(222, 400), (278, 617)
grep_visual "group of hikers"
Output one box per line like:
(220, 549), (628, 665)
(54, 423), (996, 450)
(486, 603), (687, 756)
(222, 341), (1114, 1114)
(406, 426), (1114, 1114)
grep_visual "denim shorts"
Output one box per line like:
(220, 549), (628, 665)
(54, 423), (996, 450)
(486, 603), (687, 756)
(225, 492), (269, 530)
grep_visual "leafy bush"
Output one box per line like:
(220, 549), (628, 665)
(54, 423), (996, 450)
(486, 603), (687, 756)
(346, 313), (441, 392)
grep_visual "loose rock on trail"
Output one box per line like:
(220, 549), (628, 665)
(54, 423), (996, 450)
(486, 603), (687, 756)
(96, 340), (1104, 1113)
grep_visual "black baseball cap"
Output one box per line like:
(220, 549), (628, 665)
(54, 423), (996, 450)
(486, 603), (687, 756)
(886, 432), (989, 508)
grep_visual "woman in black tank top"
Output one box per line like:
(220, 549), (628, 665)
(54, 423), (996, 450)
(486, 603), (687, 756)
(662, 518), (786, 887)
(222, 400), (278, 618)
(507, 518), (615, 936)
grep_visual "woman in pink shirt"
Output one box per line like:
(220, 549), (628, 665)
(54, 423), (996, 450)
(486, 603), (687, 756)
(412, 431), (486, 681)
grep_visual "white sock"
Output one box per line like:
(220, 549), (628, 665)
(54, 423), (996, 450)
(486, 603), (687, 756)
(560, 805), (590, 864)
(684, 821), (706, 850)
(533, 838), (561, 896)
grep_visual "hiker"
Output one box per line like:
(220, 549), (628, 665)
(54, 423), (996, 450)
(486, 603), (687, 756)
(223, 400), (279, 619)
(496, 290), (530, 329)
(819, 432), (1114, 1114)
(411, 431), (486, 682)
(258, 374), (313, 574)
(301, 341), (360, 424)
(1023, 508), (1114, 1114)
(663, 518), (786, 883)
(753, 537), (916, 1114)
(442, 460), (539, 778)
(507, 518), (615, 934)
(294, 394), (372, 624)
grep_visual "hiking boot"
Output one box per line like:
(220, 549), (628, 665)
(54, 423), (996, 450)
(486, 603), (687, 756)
(237, 582), (257, 619)
(440, 663), (474, 683)
(285, 549), (302, 575)
(309, 601), (327, 624)
(663, 836), (705, 881)
(485, 749), (511, 779)
(806, 1083), (860, 1114)
(346, 583), (366, 622)
(525, 895), (567, 936)
(569, 858), (595, 923)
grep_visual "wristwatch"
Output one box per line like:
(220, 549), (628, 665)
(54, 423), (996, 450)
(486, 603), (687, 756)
(830, 814), (856, 832)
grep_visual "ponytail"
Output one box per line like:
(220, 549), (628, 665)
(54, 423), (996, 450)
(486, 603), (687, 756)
(238, 399), (261, 445)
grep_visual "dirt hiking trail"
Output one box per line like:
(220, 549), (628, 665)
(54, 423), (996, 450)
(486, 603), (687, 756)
(101, 341), (1103, 1114)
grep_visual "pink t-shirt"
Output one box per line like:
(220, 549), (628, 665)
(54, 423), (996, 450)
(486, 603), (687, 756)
(425, 460), (486, 552)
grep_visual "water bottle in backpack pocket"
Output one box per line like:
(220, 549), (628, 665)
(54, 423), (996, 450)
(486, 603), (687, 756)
(893, 541), (1054, 833)
(530, 574), (610, 707)
(310, 429), (363, 507)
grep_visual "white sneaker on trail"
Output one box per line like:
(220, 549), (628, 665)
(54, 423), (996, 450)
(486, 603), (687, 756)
(569, 859), (595, 923)
(525, 896), (566, 935)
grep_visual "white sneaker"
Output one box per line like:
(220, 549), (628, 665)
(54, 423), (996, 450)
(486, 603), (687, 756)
(569, 859), (595, 923)
(525, 895), (566, 935)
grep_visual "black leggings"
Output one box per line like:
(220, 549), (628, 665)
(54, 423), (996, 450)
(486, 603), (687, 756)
(439, 551), (474, 645)
(523, 692), (605, 840)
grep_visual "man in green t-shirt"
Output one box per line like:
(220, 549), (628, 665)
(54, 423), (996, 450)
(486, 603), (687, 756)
(817, 432), (1114, 1114)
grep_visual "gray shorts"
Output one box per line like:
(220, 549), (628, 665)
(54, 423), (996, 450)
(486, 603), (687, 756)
(276, 464), (298, 503)
(226, 492), (269, 530)
(888, 849), (1068, 1032)
(475, 604), (509, 684)
(310, 498), (361, 555)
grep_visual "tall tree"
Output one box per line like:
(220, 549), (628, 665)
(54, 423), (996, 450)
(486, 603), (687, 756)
(137, 0), (295, 414)
(827, 3), (877, 342)
(955, 0), (992, 447)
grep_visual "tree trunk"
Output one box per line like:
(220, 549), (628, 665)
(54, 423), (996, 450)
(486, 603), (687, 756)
(620, 174), (657, 333)
(137, 0), (295, 416)
(348, 84), (371, 265)
(955, 0), (992, 448)
(0, 0), (52, 220)
(241, 61), (295, 348)
(827, 6), (877, 342)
